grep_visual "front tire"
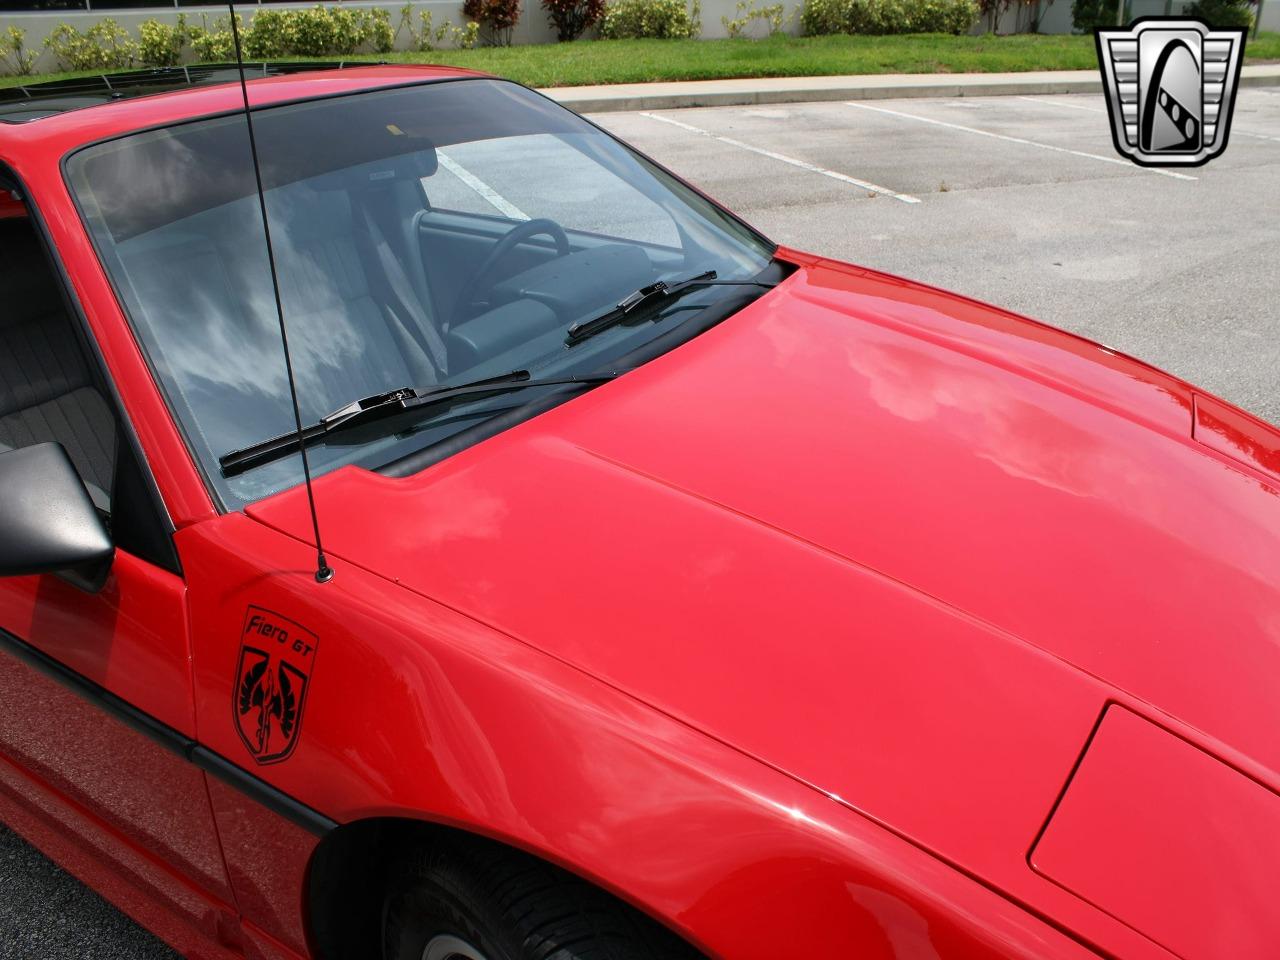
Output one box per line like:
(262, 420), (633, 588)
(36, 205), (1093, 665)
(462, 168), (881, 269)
(382, 837), (700, 960)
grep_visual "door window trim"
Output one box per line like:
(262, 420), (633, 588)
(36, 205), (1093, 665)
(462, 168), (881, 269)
(0, 161), (182, 576)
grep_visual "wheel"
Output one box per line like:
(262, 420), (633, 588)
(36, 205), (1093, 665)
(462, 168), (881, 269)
(451, 218), (571, 324)
(382, 837), (701, 960)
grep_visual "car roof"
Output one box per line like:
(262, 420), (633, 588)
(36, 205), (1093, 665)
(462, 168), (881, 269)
(0, 63), (492, 154)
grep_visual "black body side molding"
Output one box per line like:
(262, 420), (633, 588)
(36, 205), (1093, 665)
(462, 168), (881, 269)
(0, 626), (337, 837)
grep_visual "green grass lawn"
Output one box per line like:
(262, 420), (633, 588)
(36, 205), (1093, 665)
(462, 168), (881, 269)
(4, 30), (1279, 91)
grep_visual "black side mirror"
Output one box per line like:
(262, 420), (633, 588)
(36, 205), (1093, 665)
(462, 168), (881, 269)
(0, 443), (114, 592)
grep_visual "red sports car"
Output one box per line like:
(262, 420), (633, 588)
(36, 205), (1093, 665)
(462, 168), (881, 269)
(0, 63), (1277, 960)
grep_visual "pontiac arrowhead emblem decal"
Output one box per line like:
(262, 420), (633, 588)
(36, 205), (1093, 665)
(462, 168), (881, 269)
(234, 607), (318, 765)
(1096, 17), (1246, 167)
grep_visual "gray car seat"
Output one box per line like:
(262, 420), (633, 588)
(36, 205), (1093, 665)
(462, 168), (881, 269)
(0, 219), (114, 511)
(110, 184), (441, 474)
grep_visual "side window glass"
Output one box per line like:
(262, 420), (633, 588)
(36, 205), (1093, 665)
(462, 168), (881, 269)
(0, 213), (117, 514)
(0, 199), (179, 574)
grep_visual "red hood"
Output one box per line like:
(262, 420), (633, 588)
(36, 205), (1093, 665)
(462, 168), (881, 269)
(249, 256), (1280, 919)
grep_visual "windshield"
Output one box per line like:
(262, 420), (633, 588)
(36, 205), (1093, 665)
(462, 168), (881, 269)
(65, 78), (774, 508)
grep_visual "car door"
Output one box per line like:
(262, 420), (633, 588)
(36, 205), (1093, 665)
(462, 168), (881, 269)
(0, 196), (241, 958)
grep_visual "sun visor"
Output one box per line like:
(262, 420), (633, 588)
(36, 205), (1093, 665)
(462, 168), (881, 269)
(70, 104), (438, 240)
(340, 141), (438, 189)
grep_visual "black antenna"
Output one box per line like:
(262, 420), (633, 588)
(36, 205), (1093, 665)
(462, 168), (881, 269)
(229, 5), (334, 584)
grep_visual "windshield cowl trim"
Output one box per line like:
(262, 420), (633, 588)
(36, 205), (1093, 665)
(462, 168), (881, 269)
(378, 257), (790, 481)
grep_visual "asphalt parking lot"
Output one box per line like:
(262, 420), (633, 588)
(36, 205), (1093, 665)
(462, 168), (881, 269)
(598, 89), (1280, 425)
(1, 89), (1277, 958)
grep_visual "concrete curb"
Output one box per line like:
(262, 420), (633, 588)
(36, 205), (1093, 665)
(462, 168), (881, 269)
(543, 63), (1280, 113)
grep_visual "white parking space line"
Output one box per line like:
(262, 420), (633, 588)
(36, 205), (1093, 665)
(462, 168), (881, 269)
(436, 152), (530, 220)
(1017, 95), (1105, 113)
(844, 101), (1198, 181)
(639, 112), (922, 204)
(1019, 95), (1280, 144)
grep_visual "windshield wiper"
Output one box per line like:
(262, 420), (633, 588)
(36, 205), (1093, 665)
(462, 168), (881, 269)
(565, 270), (775, 346)
(219, 368), (615, 477)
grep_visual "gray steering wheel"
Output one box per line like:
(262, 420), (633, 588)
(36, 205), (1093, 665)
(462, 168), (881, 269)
(453, 218), (570, 324)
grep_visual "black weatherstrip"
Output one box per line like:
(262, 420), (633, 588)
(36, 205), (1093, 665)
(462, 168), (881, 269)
(0, 626), (336, 837)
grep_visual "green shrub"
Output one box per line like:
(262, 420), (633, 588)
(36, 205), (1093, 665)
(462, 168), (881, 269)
(915, 0), (980, 33)
(802, 0), (977, 35)
(463, 0), (523, 45)
(543, 0), (607, 40)
(19, 5), (423, 77)
(44, 19), (137, 71)
(1188, 0), (1255, 29)
(454, 20), (483, 47)
(800, 0), (847, 34)
(396, 4), (480, 49)
(278, 6), (368, 56)
(601, 0), (701, 39)
(319, 5), (369, 54)
(241, 9), (290, 58)
(1070, 0), (1119, 31)
(239, 7), (398, 59)
(848, 0), (910, 33)
(722, 0), (786, 38)
(362, 7), (397, 53)
(455, 20), (483, 47)
(188, 13), (241, 62)
(138, 15), (189, 67)
(0, 26), (38, 76)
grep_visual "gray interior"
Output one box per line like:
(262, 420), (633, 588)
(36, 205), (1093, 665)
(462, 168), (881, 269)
(112, 186), (443, 472)
(0, 218), (114, 512)
(106, 181), (666, 483)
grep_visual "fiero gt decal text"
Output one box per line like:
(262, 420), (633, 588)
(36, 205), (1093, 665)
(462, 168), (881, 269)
(234, 606), (319, 765)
